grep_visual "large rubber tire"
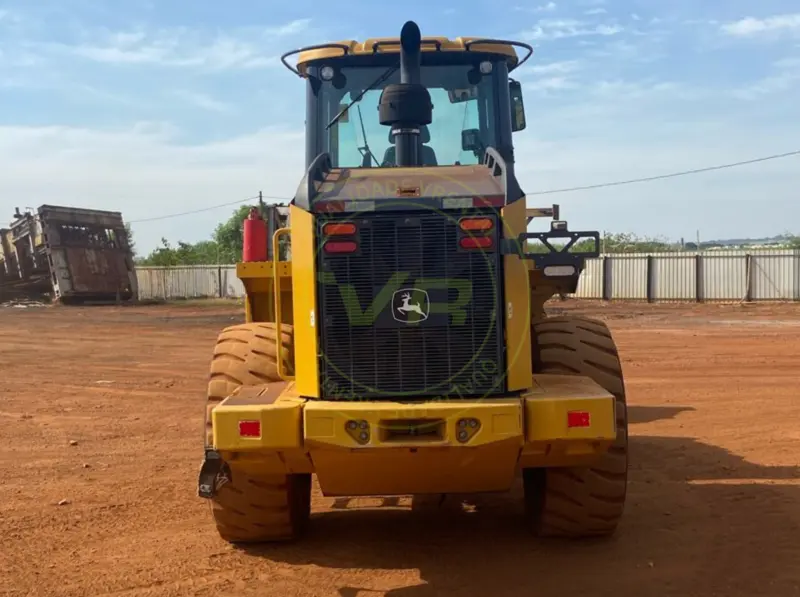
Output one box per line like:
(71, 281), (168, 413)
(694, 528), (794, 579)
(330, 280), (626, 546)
(525, 316), (628, 538)
(205, 322), (311, 543)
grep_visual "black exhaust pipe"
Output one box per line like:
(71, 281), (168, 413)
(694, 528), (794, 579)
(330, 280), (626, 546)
(378, 21), (433, 167)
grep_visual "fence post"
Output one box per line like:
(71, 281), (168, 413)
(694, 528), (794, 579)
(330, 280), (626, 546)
(795, 250), (800, 301)
(646, 255), (654, 303)
(695, 253), (703, 302)
(601, 255), (611, 300)
(161, 267), (168, 300)
(218, 266), (223, 298)
(744, 253), (752, 302)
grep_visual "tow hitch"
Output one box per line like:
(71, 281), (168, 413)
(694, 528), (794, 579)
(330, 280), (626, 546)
(197, 449), (231, 499)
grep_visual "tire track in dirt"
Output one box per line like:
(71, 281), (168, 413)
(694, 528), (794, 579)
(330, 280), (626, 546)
(1, 302), (799, 597)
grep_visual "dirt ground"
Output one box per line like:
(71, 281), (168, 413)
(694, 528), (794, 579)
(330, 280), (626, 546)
(1, 299), (799, 597)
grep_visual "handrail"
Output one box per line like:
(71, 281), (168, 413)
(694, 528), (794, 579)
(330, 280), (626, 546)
(280, 43), (352, 77)
(463, 39), (534, 72)
(272, 227), (294, 381)
(279, 38), (534, 77)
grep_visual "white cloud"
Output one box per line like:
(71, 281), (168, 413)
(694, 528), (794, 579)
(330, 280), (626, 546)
(170, 90), (231, 112)
(734, 72), (800, 98)
(732, 55), (800, 99)
(512, 89), (800, 240)
(514, 2), (556, 13)
(3, 5), (799, 249)
(528, 60), (582, 75)
(37, 19), (314, 71)
(265, 18), (311, 37)
(587, 37), (667, 63)
(57, 31), (276, 70)
(521, 18), (623, 41)
(0, 8), (23, 24)
(525, 76), (578, 92)
(721, 13), (800, 37)
(585, 8), (607, 15)
(0, 123), (305, 252)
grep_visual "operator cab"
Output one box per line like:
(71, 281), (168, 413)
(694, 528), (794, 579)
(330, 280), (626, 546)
(281, 33), (530, 170)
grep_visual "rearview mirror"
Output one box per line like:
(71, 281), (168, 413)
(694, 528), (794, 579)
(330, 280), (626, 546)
(509, 80), (526, 132)
(449, 87), (478, 103)
(461, 128), (484, 158)
(461, 129), (481, 152)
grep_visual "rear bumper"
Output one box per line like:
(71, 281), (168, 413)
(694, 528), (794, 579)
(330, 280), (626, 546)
(210, 374), (616, 495)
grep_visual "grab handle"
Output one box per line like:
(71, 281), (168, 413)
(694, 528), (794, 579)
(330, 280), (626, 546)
(272, 227), (294, 381)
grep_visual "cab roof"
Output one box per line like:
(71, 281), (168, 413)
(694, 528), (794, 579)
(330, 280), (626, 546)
(286, 37), (532, 76)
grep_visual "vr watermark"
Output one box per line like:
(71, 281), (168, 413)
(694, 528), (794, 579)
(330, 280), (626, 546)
(309, 168), (531, 421)
(319, 271), (475, 327)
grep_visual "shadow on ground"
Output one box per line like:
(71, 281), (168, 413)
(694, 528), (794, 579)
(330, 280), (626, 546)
(627, 405), (695, 424)
(241, 434), (800, 597)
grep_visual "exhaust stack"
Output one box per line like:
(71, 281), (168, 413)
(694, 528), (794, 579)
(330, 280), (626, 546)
(378, 21), (433, 167)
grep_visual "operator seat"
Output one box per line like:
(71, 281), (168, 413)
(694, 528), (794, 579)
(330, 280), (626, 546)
(382, 125), (438, 166)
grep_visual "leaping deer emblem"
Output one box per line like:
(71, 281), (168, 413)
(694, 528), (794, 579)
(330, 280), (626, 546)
(397, 292), (426, 318)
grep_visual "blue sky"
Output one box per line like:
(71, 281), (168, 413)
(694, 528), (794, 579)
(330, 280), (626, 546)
(1, 0), (799, 254)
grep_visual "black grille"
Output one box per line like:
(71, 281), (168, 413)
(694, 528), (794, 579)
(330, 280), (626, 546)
(316, 210), (505, 399)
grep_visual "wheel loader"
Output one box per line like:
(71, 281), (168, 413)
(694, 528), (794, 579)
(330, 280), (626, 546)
(197, 21), (628, 543)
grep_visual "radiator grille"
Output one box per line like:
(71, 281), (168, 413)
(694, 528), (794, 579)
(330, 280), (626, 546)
(316, 210), (505, 399)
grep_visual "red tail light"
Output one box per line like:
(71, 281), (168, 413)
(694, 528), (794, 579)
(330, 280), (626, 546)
(323, 222), (357, 236)
(474, 195), (505, 207)
(567, 411), (591, 428)
(459, 217), (494, 232)
(459, 236), (493, 250)
(238, 420), (261, 437)
(323, 240), (358, 254)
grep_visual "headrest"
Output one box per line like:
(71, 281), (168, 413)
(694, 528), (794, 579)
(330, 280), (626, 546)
(388, 124), (430, 144)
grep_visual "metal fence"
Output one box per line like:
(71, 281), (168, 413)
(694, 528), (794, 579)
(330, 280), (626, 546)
(136, 265), (244, 300)
(573, 249), (800, 302)
(135, 249), (800, 302)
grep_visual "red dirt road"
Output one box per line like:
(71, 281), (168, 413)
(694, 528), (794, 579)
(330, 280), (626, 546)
(1, 301), (799, 597)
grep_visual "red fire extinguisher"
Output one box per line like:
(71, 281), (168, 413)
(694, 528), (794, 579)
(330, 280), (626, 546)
(242, 207), (267, 262)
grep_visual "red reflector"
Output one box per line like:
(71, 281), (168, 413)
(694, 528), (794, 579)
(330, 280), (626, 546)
(459, 217), (494, 231)
(323, 222), (357, 236)
(459, 236), (493, 249)
(567, 411), (591, 428)
(473, 195), (505, 207)
(323, 240), (357, 254)
(238, 420), (261, 437)
(316, 201), (344, 212)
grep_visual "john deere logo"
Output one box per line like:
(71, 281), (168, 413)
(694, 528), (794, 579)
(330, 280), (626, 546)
(320, 271), (473, 327)
(392, 288), (430, 323)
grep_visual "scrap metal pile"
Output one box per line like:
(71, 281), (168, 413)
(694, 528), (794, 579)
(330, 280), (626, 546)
(0, 205), (138, 305)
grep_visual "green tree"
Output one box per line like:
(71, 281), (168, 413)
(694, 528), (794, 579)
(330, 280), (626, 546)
(124, 222), (137, 257)
(526, 231), (679, 255)
(212, 205), (257, 264)
(135, 202), (292, 266)
(600, 232), (675, 253)
(139, 238), (226, 266)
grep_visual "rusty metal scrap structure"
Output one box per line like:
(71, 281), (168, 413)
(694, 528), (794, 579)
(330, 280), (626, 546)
(0, 204), (138, 304)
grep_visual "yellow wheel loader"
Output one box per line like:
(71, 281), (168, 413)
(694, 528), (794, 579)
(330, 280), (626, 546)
(197, 21), (628, 543)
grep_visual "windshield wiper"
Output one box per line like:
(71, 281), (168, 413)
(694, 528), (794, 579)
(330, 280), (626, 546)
(356, 105), (380, 167)
(325, 63), (399, 131)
